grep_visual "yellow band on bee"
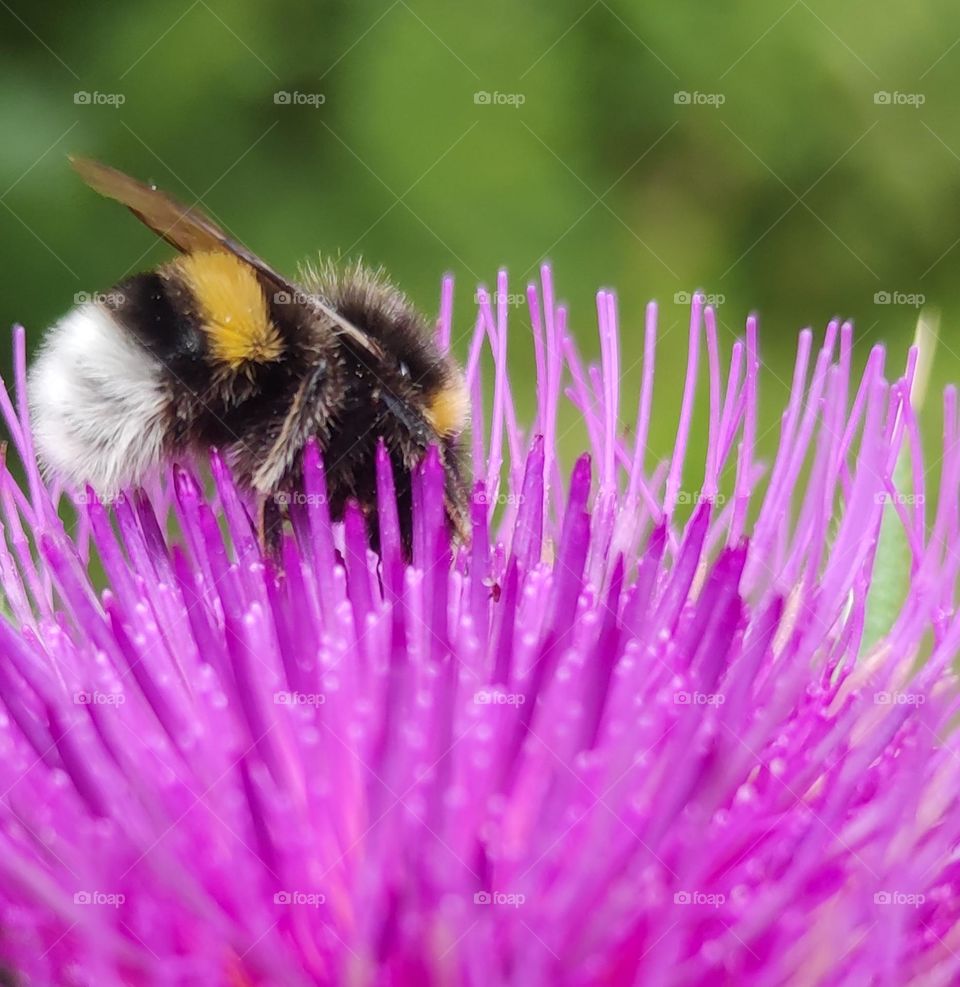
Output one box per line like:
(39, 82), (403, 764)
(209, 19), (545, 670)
(425, 378), (469, 436)
(173, 251), (283, 368)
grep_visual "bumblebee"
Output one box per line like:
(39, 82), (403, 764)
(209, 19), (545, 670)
(28, 158), (470, 553)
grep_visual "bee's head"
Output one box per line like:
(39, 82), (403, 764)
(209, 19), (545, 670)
(377, 343), (471, 541)
(342, 330), (469, 548)
(309, 259), (471, 548)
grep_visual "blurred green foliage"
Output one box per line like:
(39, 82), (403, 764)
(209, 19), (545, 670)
(2, 0), (960, 475)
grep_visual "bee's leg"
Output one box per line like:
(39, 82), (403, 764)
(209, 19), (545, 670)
(256, 495), (286, 559)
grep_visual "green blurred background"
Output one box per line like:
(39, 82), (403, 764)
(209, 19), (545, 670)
(2, 0), (959, 472)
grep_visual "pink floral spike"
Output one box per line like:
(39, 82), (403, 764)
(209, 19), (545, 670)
(0, 270), (957, 985)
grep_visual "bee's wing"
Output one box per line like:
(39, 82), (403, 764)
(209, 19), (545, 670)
(69, 156), (381, 356)
(70, 156), (294, 288)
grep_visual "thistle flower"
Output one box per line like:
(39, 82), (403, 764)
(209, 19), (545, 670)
(0, 269), (957, 986)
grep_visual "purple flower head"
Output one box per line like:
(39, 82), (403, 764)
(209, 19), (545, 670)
(0, 269), (957, 985)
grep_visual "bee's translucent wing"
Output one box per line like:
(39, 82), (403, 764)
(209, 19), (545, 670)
(70, 156), (294, 289)
(69, 156), (381, 356)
